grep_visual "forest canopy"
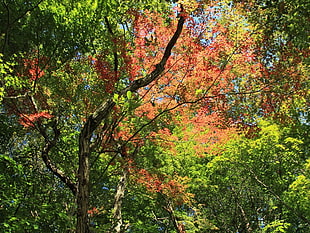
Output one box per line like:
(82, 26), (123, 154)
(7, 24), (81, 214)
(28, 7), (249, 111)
(0, 0), (309, 232)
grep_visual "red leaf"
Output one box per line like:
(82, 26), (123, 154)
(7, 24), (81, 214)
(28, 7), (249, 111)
(19, 111), (53, 128)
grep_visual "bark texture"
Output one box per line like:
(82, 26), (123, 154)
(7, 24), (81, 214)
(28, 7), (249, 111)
(111, 168), (129, 233)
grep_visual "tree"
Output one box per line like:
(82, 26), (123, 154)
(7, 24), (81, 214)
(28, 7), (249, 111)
(1, 0), (185, 231)
(1, 0), (309, 232)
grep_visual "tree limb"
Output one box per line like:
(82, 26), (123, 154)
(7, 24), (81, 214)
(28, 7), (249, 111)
(125, 15), (186, 93)
(164, 201), (185, 233)
(41, 123), (78, 195)
(80, 14), (185, 140)
(104, 16), (118, 74)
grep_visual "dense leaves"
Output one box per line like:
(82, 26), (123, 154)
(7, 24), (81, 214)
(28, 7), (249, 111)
(0, 0), (309, 232)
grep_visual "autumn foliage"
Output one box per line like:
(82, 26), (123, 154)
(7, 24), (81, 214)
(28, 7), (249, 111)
(1, 0), (309, 232)
(19, 111), (53, 128)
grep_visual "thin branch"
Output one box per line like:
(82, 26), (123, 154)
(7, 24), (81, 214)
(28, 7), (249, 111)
(42, 141), (77, 195)
(124, 88), (265, 147)
(247, 167), (310, 225)
(3, 93), (29, 99)
(27, 92), (77, 195)
(1, 0), (10, 53)
(163, 201), (184, 233)
(10, 0), (45, 26)
(104, 16), (118, 74)
(41, 122), (78, 195)
(1, 0), (44, 53)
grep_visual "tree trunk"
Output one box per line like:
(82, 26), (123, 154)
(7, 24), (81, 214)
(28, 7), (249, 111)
(74, 13), (185, 232)
(111, 167), (129, 233)
(76, 152), (90, 233)
(165, 201), (185, 233)
(76, 123), (92, 233)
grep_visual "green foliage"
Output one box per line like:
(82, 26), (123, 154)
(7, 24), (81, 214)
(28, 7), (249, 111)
(0, 141), (76, 232)
(262, 219), (291, 233)
(157, 119), (309, 232)
(237, 0), (310, 49)
(203, 120), (309, 231)
(0, 54), (26, 102)
(284, 159), (310, 226)
(1, 0), (170, 62)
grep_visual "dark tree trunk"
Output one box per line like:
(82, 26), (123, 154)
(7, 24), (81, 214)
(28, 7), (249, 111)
(77, 131), (91, 233)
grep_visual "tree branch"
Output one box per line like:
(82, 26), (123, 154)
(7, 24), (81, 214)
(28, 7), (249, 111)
(125, 15), (186, 93)
(163, 201), (185, 233)
(248, 167), (310, 225)
(104, 16), (118, 74)
(10, 0), (45, 26)
(42, 141), (78, 195)
(41, 123), (78, 195)
(81, 14), (186, 139)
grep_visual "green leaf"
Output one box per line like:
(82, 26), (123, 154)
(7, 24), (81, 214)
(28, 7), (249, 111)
(113, 93), (119, 102)
(126, 91), (132, 100)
